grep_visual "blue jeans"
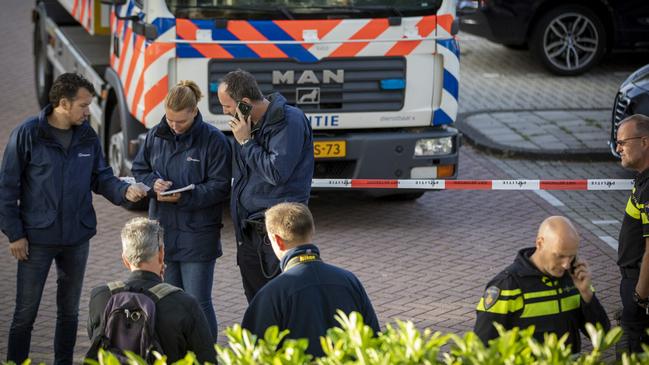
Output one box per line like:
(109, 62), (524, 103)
(164, 260), (218, 341)
(7, 241), (89, 365)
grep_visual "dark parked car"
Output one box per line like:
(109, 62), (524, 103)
(458, 0), (649, 75)
(610, 64), (649, 156)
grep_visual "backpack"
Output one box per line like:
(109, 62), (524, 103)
(87, 281), (181, 363)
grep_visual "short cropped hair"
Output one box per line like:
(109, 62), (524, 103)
(165, 80), (203, 112)
(620, 114), (649, 136)
(49, 73), (96, 107)
(265, 202), (315, 245)
(220, 69), (264, 102)
(121, 217), (163, 266)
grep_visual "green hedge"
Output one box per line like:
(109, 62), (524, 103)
(6, 311), (648, 364)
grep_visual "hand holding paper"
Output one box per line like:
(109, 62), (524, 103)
(160, 184), (195, 196)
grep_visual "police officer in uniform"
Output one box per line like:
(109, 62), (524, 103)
(615, 114), (649, 353)
(474, 216), (610, 352)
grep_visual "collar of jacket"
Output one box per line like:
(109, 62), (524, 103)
(154, 109), (205, 144)
(257, 93), (287, 129)
(127, 269), (163, 283)
(280, 243), (320, 272)
(37, 104), (94, 145)
(511, 247), (559, 278)
(635, 167), (649, 187)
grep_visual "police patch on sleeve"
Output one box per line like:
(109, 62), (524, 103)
(483, 286), (501, 310)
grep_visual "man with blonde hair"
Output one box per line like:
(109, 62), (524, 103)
(241, 202), (380, 357)
(87, 218), (215, 362)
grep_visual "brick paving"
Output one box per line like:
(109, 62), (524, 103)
(461, 109), (612, 155)
(458, 32), (649, 114)
(0, 3), (632, 363)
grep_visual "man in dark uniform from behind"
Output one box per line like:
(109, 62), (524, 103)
(616, 114), (649, 353)
(241, 202), (380, 357)
(474, 216), (610, 352)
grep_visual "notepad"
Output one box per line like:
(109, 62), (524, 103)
(160, 184), (195, 196)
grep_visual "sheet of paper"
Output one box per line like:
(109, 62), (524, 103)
(160, 184), (195, 196)
(120, 177), (151, 192)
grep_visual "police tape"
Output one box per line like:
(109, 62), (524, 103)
(311, 179), (634, 191)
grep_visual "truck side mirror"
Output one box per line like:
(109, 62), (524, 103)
(133, 21), (158, 41)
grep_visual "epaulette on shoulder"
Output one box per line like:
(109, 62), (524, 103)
(477, 269), (524, 314)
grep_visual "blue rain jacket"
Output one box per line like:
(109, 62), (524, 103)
(0, 105), (128, 246)
(132, 111), (231, 261)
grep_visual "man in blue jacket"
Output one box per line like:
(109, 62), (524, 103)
(242, 202), (380, 357)
(218, 69), (314, 302)
(0, 73), (146, 365)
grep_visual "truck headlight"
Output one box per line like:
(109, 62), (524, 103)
(414, 137), (453, 156)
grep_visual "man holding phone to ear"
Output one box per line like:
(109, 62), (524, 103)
(474, 216), (610, 352)
(218, 69), (314, 302)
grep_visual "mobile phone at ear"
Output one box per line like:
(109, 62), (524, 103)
(236, 101), (252, 120)
(570, 256), (578, 274)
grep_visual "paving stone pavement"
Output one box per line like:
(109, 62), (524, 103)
(458, 109), (614, 159)
(457, 32), (649, 160)
(0, 3), (634, 363)
(458, 32), (649, 114)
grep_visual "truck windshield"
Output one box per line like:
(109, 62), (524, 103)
(165, 0), (442, 20)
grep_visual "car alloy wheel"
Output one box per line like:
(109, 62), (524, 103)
(542, 13), (598, 73)
(531, 5), (606, 76)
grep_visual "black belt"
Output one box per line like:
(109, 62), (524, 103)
(621, 267), (640, 279)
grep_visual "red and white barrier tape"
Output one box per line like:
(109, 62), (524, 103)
(311, 179), (634, 191)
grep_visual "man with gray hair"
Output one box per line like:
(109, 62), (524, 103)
(86, 218), (215, 362)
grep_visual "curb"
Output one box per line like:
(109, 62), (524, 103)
(456, 109), (617, 162)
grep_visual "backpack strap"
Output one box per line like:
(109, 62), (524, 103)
(147, 283), (181, 302)
(107, 281), (126, 293)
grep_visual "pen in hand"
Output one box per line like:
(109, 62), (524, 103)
(153, 170), (173, 193)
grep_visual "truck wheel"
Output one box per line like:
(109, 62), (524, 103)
(34, 22), (53, 108)
(530, 5), (606, 76)
(108, 108), (147, 211)
(382, 192), (426, 201)
(108, 109), (127, 176)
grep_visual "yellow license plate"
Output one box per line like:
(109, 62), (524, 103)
(314, 141), (346, 158)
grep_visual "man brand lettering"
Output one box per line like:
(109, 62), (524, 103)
(272, 70), (345, 85)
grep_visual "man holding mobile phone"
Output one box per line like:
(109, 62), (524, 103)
(218, 69), (314, 302)
(474, 216), (610, 353)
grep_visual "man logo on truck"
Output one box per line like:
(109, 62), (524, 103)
(272, 70), (345, 85)
(297, 88), (320, 105)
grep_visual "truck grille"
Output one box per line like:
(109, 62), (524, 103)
(208, 57), (406, 114)
(610, 92), (630, 156)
